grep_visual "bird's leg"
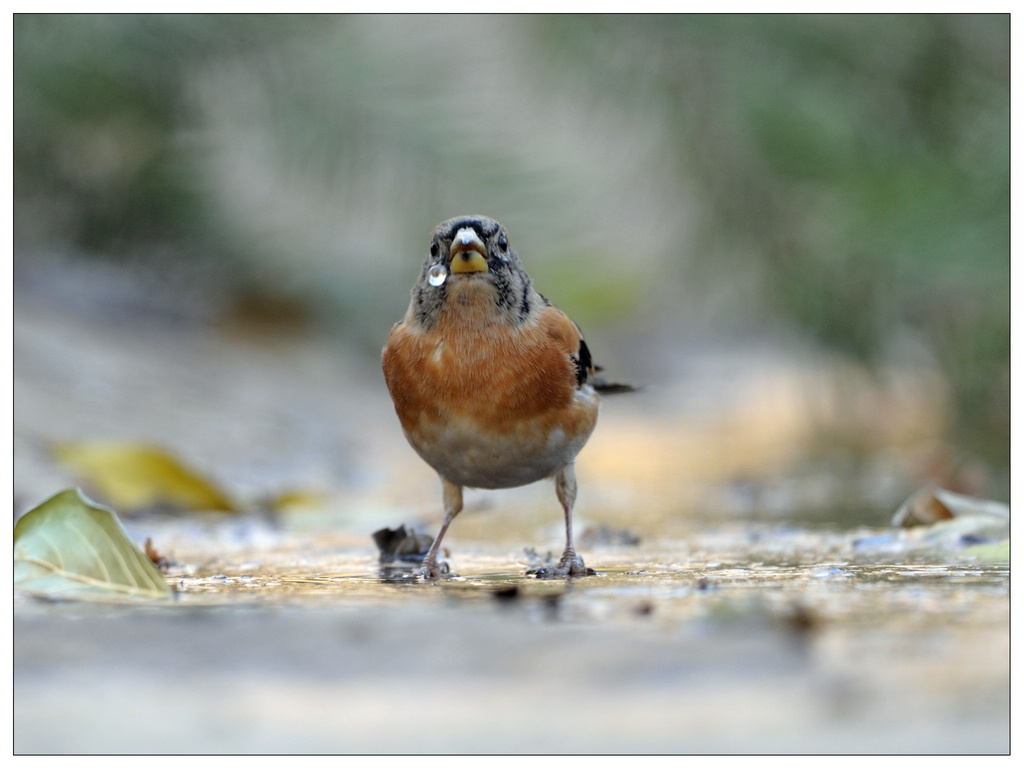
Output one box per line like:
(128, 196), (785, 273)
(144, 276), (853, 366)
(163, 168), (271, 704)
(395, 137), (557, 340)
(420, 478), (462, 580)
(552, 464), (592, 577)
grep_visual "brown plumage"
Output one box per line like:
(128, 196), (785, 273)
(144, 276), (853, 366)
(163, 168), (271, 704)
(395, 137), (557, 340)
(382, 215), (624, 579)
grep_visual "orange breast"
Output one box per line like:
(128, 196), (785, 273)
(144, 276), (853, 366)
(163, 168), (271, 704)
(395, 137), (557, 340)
(381, 303), (598, 488)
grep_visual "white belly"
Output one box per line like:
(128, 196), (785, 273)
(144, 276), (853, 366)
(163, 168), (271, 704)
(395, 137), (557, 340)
(407, 406), (596, 489)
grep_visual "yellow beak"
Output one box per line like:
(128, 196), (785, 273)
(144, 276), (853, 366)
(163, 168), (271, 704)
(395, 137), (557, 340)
(449, 227), (489, 274)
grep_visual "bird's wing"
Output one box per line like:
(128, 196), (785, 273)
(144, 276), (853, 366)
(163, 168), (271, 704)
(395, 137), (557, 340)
(538, 304), (636, 394)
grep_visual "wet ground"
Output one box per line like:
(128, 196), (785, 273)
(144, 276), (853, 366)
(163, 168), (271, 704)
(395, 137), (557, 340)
(12, 264), (1010, 754)
(14, 519), (1009, 753)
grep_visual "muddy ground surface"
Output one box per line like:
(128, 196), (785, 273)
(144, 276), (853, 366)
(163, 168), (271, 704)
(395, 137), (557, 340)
(13, 266), (1009, 754)
(14, 525), (1010, 754)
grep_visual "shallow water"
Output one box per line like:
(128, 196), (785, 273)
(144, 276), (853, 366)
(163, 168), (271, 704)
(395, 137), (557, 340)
(15, 510), (1008, 754)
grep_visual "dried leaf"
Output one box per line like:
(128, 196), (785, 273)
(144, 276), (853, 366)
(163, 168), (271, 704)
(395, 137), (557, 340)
(892, 488), (954, 526)
(265, 489), (332, 514)
(144, 537), (172, 570)
(893, 487), (1009, 554)
(53, 441), (236, 513)
(372, 524), (433, 563)
(894, 487), (1009, 528)
(14, 488), (173, 601)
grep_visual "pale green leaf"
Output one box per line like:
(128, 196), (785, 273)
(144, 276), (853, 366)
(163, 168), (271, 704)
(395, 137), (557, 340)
(14, 488), (173, 601)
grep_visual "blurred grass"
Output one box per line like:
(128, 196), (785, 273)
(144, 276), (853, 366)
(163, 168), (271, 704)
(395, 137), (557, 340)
(13, 14), (1009, 486)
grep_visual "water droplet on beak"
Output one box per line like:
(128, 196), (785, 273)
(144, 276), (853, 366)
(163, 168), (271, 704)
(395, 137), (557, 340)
(428, 265), (447, 287)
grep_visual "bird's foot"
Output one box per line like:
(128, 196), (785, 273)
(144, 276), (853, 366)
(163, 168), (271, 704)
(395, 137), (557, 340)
(527, 549), (595, 579)
(417, 557), (453, 581)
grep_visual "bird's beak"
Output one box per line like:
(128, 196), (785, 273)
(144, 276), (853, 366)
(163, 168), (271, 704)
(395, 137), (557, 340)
(449, 227), (489, 274)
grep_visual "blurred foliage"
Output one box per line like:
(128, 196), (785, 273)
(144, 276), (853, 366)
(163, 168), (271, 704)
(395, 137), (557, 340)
(538, 14), (1009, 471)
(14, 15), (676, 339)
(13, 15), (1009, 477)
(13, 15), (319, 261)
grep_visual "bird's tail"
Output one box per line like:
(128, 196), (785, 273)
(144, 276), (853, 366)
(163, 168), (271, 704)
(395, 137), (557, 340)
(593, 379), (638, 395)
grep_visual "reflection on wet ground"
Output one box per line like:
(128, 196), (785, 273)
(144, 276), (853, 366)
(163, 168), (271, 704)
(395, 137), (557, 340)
(15, 517), (1008, 754)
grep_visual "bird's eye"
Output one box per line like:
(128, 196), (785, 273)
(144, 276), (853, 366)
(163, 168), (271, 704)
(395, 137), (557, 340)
(430, 242), (439, 257)
(497, 234), (508, 252)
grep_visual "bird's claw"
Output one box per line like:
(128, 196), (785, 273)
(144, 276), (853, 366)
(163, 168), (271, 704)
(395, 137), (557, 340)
(527, 551), (595, 579)
(417, 558), (452, 581)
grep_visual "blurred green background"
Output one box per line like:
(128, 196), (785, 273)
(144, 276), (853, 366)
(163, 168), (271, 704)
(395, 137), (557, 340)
(13, 14), (1009, 497)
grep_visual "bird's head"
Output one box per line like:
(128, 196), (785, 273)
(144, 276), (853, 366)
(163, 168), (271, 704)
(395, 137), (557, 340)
(410, 215), (536, 327)
(426, 215), (518, 279)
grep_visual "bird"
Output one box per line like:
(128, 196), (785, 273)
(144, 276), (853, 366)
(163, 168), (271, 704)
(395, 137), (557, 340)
(382, 215), (628, 579)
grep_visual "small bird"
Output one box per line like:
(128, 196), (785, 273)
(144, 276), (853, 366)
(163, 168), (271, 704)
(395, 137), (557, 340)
(382, 215), (626, 579)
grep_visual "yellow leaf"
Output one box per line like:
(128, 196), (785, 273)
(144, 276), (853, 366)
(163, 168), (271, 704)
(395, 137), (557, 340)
(53, 441), (236, 513)
(265, 489), (333, 513)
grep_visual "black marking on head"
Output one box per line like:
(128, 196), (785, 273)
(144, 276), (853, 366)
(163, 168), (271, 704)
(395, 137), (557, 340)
(436, 216), (501, 245)
(492, 268), (516, 313)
